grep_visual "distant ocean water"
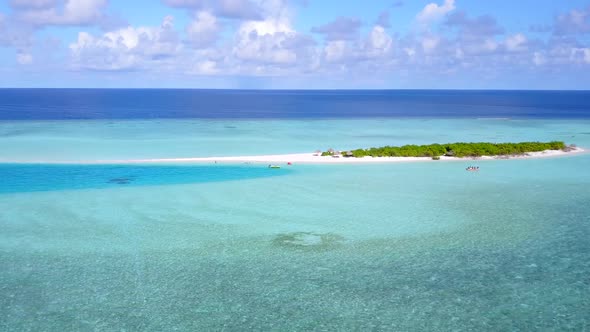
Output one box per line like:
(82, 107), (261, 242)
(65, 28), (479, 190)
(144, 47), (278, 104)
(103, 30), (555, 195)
(1, 89), (589, 330)
(1, 89), (590, 120)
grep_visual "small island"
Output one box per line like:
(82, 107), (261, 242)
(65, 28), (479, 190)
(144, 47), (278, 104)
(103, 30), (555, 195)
(322, 141), (573, 159)
(24, 141), (582, 164)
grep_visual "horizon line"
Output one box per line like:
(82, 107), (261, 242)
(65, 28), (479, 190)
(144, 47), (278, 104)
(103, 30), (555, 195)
(1, 88), (589, 92)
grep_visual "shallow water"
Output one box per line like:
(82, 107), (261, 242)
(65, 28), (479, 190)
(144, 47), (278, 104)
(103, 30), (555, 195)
(0, 118), (589, 162)
(0, 164), (290, 194)
(2, 101), (590, 332)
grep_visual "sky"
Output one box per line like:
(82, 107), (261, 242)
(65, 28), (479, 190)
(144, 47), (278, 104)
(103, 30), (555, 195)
(0, 0), (590, 89)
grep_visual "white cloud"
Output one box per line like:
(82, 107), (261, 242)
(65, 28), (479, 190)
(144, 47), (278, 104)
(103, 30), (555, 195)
(324, 40), (347, 62)
(0, 12), (35, 49)
(192, 60), (218, 74)
(239, 17), (293, 36)
(554, 7), (590, 35)
(163, 0), (264, 20)
(1, 0), (114, 67)
(3, 0), (587, 86)
(421, 35), (440, 53)
(550, 46), (590, 65)
(69, 16), (181, 70)
(185, 11), (219, 48)
(61, 0), (107, 24)
(505, 33), (527, 52)
(311, 17), (362, 41)
(416, 0), (455, 24)
(484, 39), (497, 51)
(9, 0), (57, 9)
(404, 47), (416, 57)
(321, 24), (393, 65)
(533, 52), (546, 66)
(17, 0), (108, 26)
(366, 26), (392, 55)
(569, 47), (590, 64)
(222, 3), (321, 76)
(233, 18), (298, 65)
(16, 51), (33, 64)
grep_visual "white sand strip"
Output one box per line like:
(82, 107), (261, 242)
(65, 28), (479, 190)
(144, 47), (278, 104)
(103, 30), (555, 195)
(76, 147), (585, 165)
(1, 147), (584, 165)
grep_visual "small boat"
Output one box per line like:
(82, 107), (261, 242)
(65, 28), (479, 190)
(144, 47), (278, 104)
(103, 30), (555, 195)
(268, 165), (281, 169)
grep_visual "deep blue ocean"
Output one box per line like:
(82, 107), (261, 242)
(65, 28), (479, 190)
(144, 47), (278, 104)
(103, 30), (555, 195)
(1, 89), (589, 119)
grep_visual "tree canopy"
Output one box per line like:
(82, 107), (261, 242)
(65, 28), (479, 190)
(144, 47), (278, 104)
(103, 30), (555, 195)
(322, 141), (567, 158)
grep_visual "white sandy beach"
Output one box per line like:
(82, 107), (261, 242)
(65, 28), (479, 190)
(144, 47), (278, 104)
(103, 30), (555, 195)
(73, 147), (586, 165)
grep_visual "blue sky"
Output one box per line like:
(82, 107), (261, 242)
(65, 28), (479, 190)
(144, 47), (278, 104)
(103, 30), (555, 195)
(0, 0), (589, 89)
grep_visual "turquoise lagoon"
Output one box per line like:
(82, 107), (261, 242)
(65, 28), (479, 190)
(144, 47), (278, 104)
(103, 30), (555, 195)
(1, 118), (590, 331)
(1, 118), (588, 162)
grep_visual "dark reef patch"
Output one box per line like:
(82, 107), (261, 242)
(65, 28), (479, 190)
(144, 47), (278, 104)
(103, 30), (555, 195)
(107, 177), (134, 185)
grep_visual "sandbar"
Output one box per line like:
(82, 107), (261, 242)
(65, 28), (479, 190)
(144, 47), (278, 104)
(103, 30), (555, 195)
(78, 147), (586, 165)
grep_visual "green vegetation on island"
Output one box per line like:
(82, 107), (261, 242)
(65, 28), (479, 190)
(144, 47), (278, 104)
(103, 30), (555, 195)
(322, 141), (568, 158)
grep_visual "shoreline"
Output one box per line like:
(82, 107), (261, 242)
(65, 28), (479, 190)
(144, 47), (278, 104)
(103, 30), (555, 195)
(2, 147), (585, 165)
